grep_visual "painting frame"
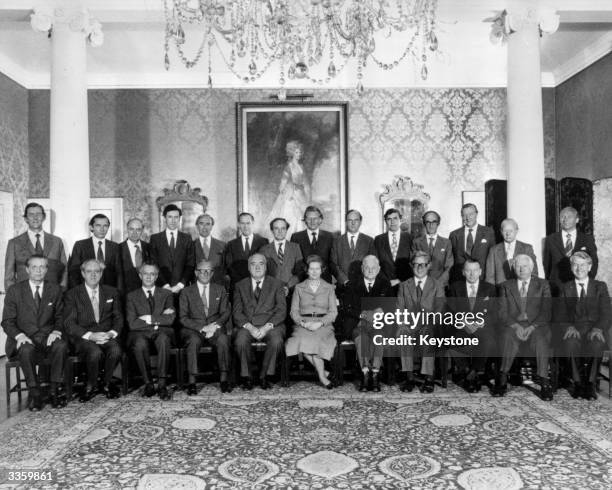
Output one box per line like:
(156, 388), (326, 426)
(236, 101), (348, 237)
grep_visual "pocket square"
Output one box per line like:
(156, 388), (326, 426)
(440, 248), (445, 252)
(580, 247), (586, 251)
(106, 298), (114, 303)
(215, 297), (220, 301)
(484, 297), (489, 301)
(480, 239), (487, 243)
(47, 302), (53, 306)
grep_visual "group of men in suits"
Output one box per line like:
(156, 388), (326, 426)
(2, 200), (608, 408)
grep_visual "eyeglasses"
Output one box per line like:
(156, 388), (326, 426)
(196, 269), (213, 273)
(412, 262), (430, 268)
(424, 220), (439, 224)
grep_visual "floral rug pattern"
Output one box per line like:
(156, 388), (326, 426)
(0, 382), (611, 489)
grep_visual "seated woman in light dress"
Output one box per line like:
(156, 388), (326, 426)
(286, 255), (338, 388)
(266, 140), (310, 237)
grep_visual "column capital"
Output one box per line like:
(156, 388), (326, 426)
(489, 6), (559, 45)
(31, 5), (104, 47)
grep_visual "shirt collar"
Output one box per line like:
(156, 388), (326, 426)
(142, 285), (156, 295)
(464, 225), (478, 233)
(242, 233), (254, 242)
(29, 281), (43, 295)
(85, 284), (99, 296)
(466, 280), (479, 291)
(517, 277), (531, 289)
(274, 239), (286, 246)
(347, 232), (360, 240)
(575, 277), (589, 291)
(91, 236), (105, 247)
(27, 229), (43, 241)
(414, 276), (428, 286)
(251, 277), (264, 289)
(165, 228), (178, 239)
(200, 235), (210, 245)
(197, 282), (209, 294)
(128, 239), (141, 249)
(364, 277), (375, 288)
(426, 234), (437, 240)
(563, 229), (577, 239)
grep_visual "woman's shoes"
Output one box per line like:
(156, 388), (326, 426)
(320, 379), (334, 390)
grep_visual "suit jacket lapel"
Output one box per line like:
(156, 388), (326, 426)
(42, 232), (51, 256)
(507, 281), (522, 310)
(457, 229), (465, 255)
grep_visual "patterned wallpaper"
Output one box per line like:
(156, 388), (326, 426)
(27, 87), (556, 241)
(593, 178), (612, 307)
(0, 73), (29, 233)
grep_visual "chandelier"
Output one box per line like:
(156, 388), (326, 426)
(163, 0), (439, 93)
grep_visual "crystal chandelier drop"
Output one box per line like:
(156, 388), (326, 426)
(163, 0), (439, 92)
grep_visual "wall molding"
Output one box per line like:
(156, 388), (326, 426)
(553, 31), (612, 85)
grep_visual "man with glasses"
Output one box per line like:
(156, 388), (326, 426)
(396, 251), (445, 393)
(126, 261), (176, 400)
(179, 260), (231, 393)
(68, 214), (123, 291)
(374, 208), (413, 289)
(194, 214), (227, 287)
(120, 217), (151, 294)
(449, 204), (495, 283)
(556, 251), (610, 400)
(291, 206), (334, 283)
(64, 259), (123, 402)
(5, 202), (67, 289)
(2, 255), (68, 410)
(412, 210), (453, 289)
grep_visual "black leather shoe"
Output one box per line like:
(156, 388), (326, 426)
(321, 381), (334, 390)
(570, 381), (583, 399)
(220, 381), (231, 393)
(540, 383), (554, 401)
(103, 383), (120, 399)
(79, 387), (96, 403)
(358, 372), (368, 392)
(28, 388), (43, 411)
(186, 383), (198, 395)
(372, 372), (381, 392)
(420, 377), (435, 393)
(158, 386), (171, 400)
(51, 387), (67, 408)
(242, 377), (254, 391)
(399, 378), (415, 393)
(143, 383), (156, 398)
(583, 382), (597, 400)
(260, 377), (270, 390)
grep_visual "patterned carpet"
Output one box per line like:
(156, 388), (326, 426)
(0, 381), (611, 489)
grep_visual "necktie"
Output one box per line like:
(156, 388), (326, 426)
(97, 241), (104, 262)
(34, 285), (41, 311)
(466, 229), (474, 255)
(428, 237), (434, 256)
(147, 290), (155, 314)
(350, 235), (356, 254)
(416, 280), (423, 305)
(391, 233), (398, 261)
(277, 242), (284, 265)
(577, 283), (586, 317)
(201, 284), (208, 316)
(134, 245), (143, 268)
(311, 232), (318, 248)
(469, 284), (476, 310)
(169, 232), (175, 261)
(519, 280), (528, 318)
(367, 282), (372, 293)
(244, 237), (250, 255)
(564, 233), (573, 257)
(254, 280), (261, 302)
(506, 243), (513, 261)
(202, 238), (210, 259)
(579, 283), (586, 300)
(35, 233), (43, 255)
(92, 289), (100, 323)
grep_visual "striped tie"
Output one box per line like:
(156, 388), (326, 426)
(277, 242), (284, 265)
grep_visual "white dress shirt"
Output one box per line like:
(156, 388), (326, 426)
(27, 229), (44, 250)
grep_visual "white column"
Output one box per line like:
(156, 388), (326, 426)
(32, 5), (103, 251)
(504, 4), (559, 276)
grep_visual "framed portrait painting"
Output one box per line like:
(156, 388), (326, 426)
(237, 102), (348, 238)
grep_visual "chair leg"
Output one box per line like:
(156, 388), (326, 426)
(121, 354), (129, 395)
(336, 347), (345, 386)
(5, 365), (11, 408)
(16, 367), (22, 404)
(176, 349), (184, 389)
(281, 352), (289, 387)
(65, 359), (73, 400)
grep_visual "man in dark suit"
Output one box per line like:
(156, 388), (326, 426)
(68, 213), (123, 291)
(449, 203), (495, 283)
(486, 218), (538, 286)
(4, 202), (67, 289)
(260, 218), (303, 296)
(149, 204), (195, 293)
(233, 254), (286, 390)
(290, 206), (334, 283)
(179, 259), (231, 394)
(396, 251), (446, 393)
(225, 212), (267, 290)
(447, 260), (497, 392)
(374, 208), (412, 288)
(544, 206), (598, 295)
(2, 255), (68, 410)
(494, 254), (553, 400)
(64, 259), (124, 402)
(120, 217), (151, 294)
(194, 213), (227, 287)
(412, 210), (453, 289)
(331, 209), (376, 290)
(126, 262), (176, 400)
(556, 251), (611, 400)
(342, 255), (394, 392)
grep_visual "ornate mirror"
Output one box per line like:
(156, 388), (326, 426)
(156, 180), (208, 239)
(377, 176), (431, 236)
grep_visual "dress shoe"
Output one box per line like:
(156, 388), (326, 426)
(420, 377), (435, 394)
(540, 382), (554, 401)
(220, 381), (231, 393)
(79, 387), (96, 403)
(321, 381), (334, 390)
(358, 372), (368, 392)
(50, 386), (67, 408)
(582, 382), (597, 400)
(143, 383), (156, 398)
(260, 377), (270, 390)
(28, 388), (43, 411)
(102, 383), (120, 399)
(371, 372), (381, 392)
(242, 377), (254, 391)
(570, 381), (583, 399)
(399, 378), (415, 393)
(492, 373), (508, 397)
(186, 383), (198, 395)
(158, 386), (171, 400)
